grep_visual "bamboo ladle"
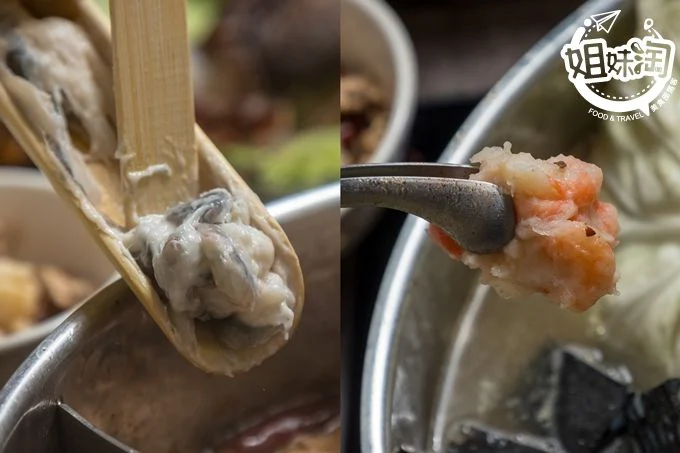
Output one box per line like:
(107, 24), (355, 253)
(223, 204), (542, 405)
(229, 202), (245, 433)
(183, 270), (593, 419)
(109, 0), (199, 224)
(0, 0), (304, 376)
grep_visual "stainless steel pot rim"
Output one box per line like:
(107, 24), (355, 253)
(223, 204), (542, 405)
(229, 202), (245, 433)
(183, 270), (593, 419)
(359, 0), (622, 452)
(341, 0), (418, 218)
(269, 182), (339, 223)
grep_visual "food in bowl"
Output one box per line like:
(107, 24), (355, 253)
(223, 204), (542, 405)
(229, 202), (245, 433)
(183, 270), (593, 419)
(341, 71), (389, 165)
(210, 399), (340, 453)
(191, 0), (340, 201)
(0, 220), (94, 335)
(429, 143), (619, 311)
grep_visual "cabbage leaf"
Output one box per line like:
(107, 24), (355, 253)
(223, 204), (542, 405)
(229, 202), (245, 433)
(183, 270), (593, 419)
(588, 0), (680, 378)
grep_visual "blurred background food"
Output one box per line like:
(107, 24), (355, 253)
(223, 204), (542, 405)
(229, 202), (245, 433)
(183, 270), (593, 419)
(340, 71), (388, 165)
(0, 219), (94, 336)
(0, 0), (340, 202)
(191, 0), (340, 200)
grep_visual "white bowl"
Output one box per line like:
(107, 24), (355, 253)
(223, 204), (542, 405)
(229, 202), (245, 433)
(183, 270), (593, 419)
(341, 0), (418, 252)
(0, 167), (116, 383)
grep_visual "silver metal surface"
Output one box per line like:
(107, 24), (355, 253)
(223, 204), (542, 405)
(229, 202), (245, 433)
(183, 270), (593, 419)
(340, 0), (418, 252)
(361, 1), (629, 452)
(56, 403), (137, 453)
(341, 164), (516, 254)
(0, 183), (340, 453)
(342, 163), (478, 179)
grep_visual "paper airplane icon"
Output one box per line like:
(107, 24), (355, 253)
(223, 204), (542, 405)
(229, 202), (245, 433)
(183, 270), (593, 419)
(590, 10), (621, 34)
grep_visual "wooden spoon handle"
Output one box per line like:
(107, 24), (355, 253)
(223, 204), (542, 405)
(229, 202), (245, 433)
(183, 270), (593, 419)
(109, 0), (198, 226)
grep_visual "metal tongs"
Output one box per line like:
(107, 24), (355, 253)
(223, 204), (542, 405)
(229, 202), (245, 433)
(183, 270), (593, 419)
(341, 163), (517, 254)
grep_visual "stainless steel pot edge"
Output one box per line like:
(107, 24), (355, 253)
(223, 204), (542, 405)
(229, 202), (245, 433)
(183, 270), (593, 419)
(360, 0), (624, 452)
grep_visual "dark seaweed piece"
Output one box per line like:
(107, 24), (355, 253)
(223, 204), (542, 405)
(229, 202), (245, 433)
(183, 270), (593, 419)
(624, 379), (680, 453)
(552, 349), (631, 453)
(516, 346), (632, 453)
(590, 413), (639, 453)
(447, 424), (563, 453)
(592, 436), (634, 453)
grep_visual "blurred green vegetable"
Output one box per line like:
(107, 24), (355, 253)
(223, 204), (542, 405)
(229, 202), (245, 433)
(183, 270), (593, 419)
(90, 0), (223, 45)
(223, 127), (340, 200)
(92, 0), (108, 11)
(260, 127), (339, 195)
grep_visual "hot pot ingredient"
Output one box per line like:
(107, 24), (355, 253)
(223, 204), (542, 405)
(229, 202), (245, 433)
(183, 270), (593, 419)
(212, 400), (340, 453)
(124, 189), (296, 333)
(429, 142), (619, 312)
(449, 344), (680, 452)
(341, 73), (388, 165)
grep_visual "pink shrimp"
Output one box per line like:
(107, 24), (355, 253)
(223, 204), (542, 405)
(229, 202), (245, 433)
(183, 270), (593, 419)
(429, 142), (619, 312)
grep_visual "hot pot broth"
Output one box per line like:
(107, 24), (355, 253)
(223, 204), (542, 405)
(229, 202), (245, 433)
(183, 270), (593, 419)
(424, 3), (680, 447)
(434, 101), (680, 451)
(209, 399), (340, 453)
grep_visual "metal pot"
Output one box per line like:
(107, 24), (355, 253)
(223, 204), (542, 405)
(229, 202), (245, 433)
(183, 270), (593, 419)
(340, 0), (418, 252)
(0, 183), (340, 453)
(361, 0), (631, 452)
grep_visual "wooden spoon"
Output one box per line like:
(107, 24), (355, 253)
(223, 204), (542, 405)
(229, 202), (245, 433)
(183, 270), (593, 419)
(0, 0), (304, 376)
